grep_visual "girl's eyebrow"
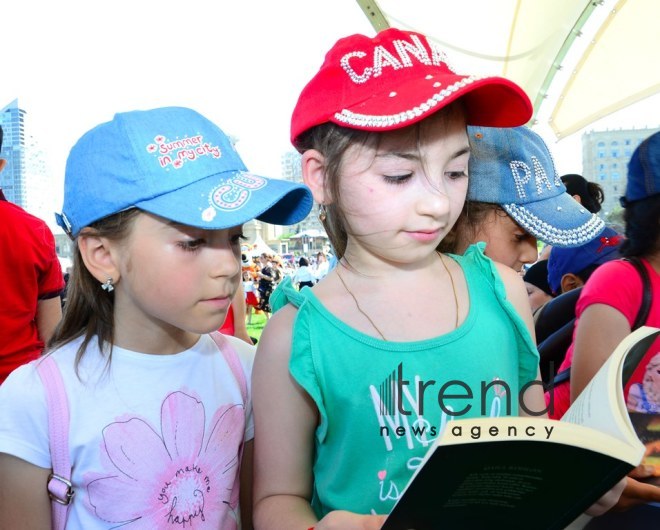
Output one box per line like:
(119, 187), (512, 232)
(164, 220), (202, 235)
(165, 220), (189, 230)
(375, 146), (471, 161)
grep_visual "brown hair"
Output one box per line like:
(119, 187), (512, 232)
(296, 103), (466, 258)
(438, 201), (504, 254)
(48, 209), (141, 374)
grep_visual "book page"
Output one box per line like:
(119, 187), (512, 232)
(561, 327), (660, 446)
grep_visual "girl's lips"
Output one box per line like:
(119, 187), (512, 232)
(201, 296), (232, 310)
(406, 229), (441, 243)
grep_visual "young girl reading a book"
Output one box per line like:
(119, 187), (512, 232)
(0, 106), (312, 529)
(251, 28), (559, 529)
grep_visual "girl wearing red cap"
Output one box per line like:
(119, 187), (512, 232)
(252, 28), (622, 529)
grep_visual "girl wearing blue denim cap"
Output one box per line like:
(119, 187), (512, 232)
(251, 29), (621, 529)
(0, 107), (312, 530)
(440, 126), (606, 274)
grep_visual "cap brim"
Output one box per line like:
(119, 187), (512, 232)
(502, 192), (605, 248)
(331, 73), (532, 132)
(135, 169), (313, 230)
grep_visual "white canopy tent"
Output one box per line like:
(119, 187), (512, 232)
(356, 0), (660, 139)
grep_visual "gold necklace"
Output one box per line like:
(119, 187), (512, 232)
(439, 252), (459, 329)
(336, 252), (459, 341)
(336, 264), (388, 341)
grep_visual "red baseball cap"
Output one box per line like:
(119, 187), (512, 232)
(291, 28), (533, 147)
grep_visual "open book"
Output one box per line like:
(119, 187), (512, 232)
(382, 326), (660, 530)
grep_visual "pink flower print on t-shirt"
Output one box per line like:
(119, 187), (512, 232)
(85, 391), (245, 528)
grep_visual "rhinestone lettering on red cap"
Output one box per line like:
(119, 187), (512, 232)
(146, 134), (222, 169)
(201, 174), (267, 223)
(340, 34), (454, 86)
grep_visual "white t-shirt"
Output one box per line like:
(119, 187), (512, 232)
(0, 333), (254, 529)
(293, 265), (316, 284)
(314, 261), (330, 281)
(243, 279), (256, 294)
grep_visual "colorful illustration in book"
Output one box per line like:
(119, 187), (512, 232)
(627, 352), (660, 414)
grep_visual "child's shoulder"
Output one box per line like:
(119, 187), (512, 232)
(220, 334), (256, 371)
(449, 242), (498, 279)
(269, 276), (308, 312)
(451, 243), (527, 304)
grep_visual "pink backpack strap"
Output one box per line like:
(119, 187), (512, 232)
(36, 356), (74, 530)
(209, 332), (250, 510)
(209, 332), (248, 404)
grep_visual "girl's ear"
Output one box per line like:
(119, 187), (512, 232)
(301, 149), (332, 205)
(78, 231), (120, 285)
(560, 273), (584, 294)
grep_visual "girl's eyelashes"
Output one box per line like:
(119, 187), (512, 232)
(176, 233), (244, 252)
(231, 233), (247, 245)
(382, 168), (467, 184)
(446, 170), (468, 180)
(178, 238), (205, 252)
(514, 232), (531, 243)
(383, 173), (413, 185)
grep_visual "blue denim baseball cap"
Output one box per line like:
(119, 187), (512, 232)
(547, 226), (623, 294)
(56, 107), (313, 237)
(622, 130), (660, 205)
(467, 126), (604, 247)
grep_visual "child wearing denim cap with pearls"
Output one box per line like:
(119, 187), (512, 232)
(251, 28), (624, 529)
(441, 125), (605, 273)
(0, 106), (312, 529)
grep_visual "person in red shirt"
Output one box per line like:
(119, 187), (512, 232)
(0, 125), (64, 383)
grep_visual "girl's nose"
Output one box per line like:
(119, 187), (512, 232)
(210, 247), (241, 278)
(520, 237), (539, 266)
(416, 180), (451, 218)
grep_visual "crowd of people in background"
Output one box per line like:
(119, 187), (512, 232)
(239, 249), (334, 322)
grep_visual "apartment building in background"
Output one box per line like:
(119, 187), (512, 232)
(581, 126), (659, 216)
(0, 99), (52, 219)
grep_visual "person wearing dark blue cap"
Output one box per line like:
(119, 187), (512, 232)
(532, 226), (623, 389)
(568, 130), (660, 523)
(547, 226), (623, 297)
(0, 107), (313, 528)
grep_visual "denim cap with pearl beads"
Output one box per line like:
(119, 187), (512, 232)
(290, 28), (533, 149)
(467, 126), (605, 247)
(56, 106), (313, 237)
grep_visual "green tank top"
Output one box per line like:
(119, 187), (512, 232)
(270, 243), (539, 517)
